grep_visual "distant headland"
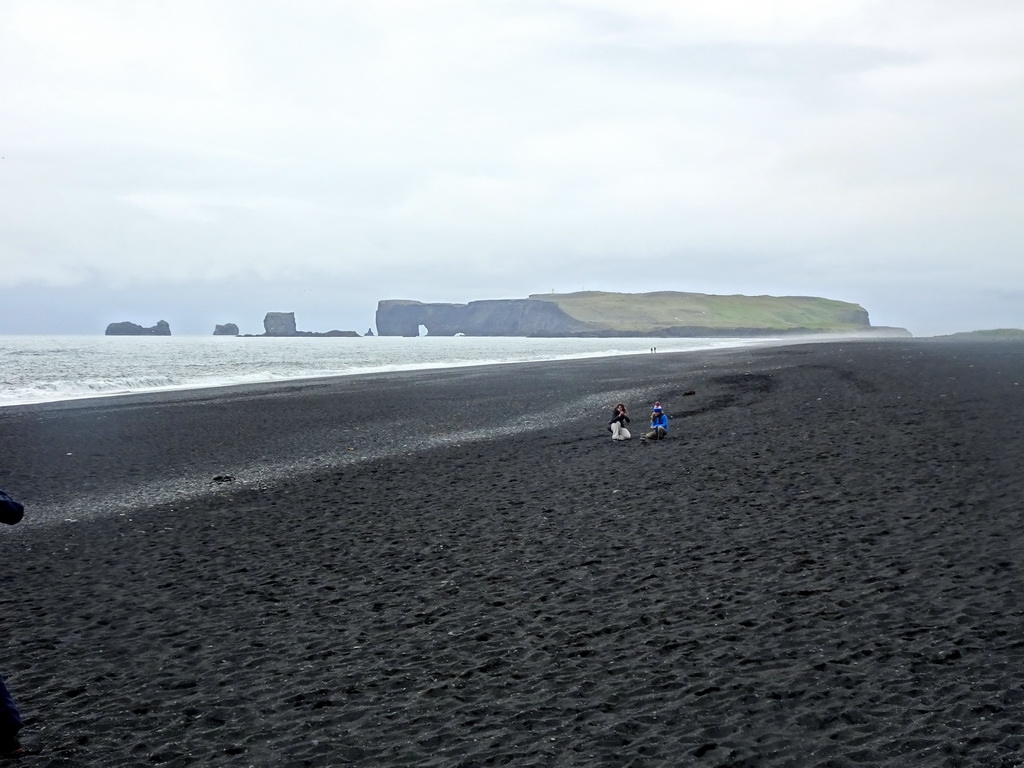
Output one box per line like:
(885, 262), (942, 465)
(375, 291), (911, 338)
(932, 328), (1024, 341)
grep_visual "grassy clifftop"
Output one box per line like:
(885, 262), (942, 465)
(934, 328), (1024, 340)
(531, 291), (871, 333)
(374, 291), (903, 337)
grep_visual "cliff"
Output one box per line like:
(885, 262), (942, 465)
(213, 323), (239, 336)
(375, 299), (593, 337)
(375, 291), (909, 337)
(105, 320), (171, 336)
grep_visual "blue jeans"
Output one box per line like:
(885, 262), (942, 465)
(0, 675), (22, 736)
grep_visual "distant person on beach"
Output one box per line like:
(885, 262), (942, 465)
(608, 403), (631, 441)
(644, 402), (669, 441)
(0, 488), (26, 760)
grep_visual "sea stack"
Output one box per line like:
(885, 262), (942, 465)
(105, 320), (171, 336)
(259, 312), (360, 337)
(263, 312), (298, 336)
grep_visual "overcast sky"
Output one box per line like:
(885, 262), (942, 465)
(2, 0), (1022, 336)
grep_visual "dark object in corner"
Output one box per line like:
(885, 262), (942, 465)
(0, 488), (24, 525)
(105, 320), (171, 336)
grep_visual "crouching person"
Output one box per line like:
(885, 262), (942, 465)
(608, 403), (631, 441)
(644, 402), (669, 440)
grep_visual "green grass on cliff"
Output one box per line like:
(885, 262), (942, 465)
(937, 328), (1024, 340)
(530, 291), (869, 332)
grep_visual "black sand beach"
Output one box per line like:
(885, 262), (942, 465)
(2, 339), (1024, 767)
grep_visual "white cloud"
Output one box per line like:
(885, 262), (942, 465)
(0, 0), (1022, 334)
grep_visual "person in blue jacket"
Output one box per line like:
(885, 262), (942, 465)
(644, 402), (669, 440)
(0, 488), (26, 760)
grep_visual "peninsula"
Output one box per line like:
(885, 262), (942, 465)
(375, 291), (909, 337)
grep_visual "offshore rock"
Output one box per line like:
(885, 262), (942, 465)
(260, 312), (359, 337)
(213, 323), (239, 336)
(105, 320), (171, 336)
(263, 312), (298, 336)
(309, 330), (360, 337)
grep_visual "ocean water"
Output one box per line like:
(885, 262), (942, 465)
(0, 334), (770, 408)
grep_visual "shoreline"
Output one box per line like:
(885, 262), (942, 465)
(3, 338), (1024, 766)
(0, 336), (1007, 525)
(0, 333), (880, 409)
(1, 341), (771, 525)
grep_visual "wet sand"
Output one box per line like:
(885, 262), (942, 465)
(2, 339), (1024, 767)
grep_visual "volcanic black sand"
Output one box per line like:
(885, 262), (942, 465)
(2, 339), (1024, 767)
